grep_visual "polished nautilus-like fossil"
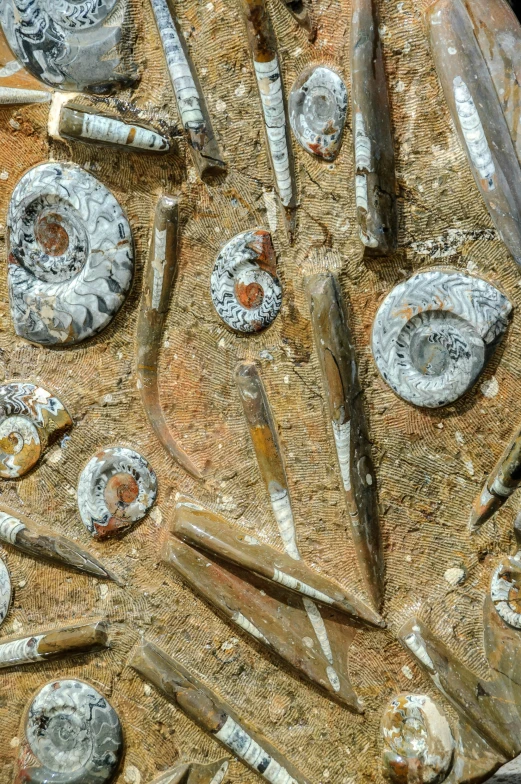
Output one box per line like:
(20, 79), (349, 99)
(371, 269), (512, 408)
(0, 559), (11, 628)
(490, 555), (521, 629)
(289, 65), (348, 161)
(0, 0), (136, 94)
(381, 693), (454, 783)
(8, 162), (134, 347)
(210, 229), (282, 333)
(21, 679), (123, 784)
(77, 447), (157, 539)
(0, 382), (72, 479)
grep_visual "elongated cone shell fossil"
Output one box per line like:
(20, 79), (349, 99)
(381, 693), (454, 784)
(0, 558), (11, 628)
(0, 0), (137, 94)
(150, 760), (229, 784)
(172, 497), (384, 627)
(426, 0), (521, 266)
(131, 639), (313, 784)
(469, 422), (521, 532)
(77, 446), (157, 539)
(19, 678), (123, 784)
(136, 196), (204, 480)
(239, 0), (297, 241)
(0, 620), (109, 670)
(371, 269), (512, 408)
(0, 87), (51, 105)
(149, 0), (225, 179)
(277, 0), (315, 41)
(399, 617), (521, 758)
(164, 535), (363, 711)
(0, 505), (123, 584)
(308, 273), (383, 610)
(289, 66), (348, 162)
(351, 0), (397, 254)
(210, 230), (282, 334)
(58, 103), (170, 153)
(8, 162), (134, 347)
(0, 382), (72, 478)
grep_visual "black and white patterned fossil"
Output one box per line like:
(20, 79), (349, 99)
(289, 65), (347, 161)
(0, 559), (11, 628)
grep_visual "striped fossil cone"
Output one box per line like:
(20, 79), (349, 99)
(59, 104), (170, 153)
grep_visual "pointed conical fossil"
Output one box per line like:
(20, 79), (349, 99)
(151, 760), (229, 784)
(136, 195), (205, 480)
(0, 505), (123, 584)
(239, 0), (297, 241)
(351, 0), (397, 254)
(0, 620), (109, 670)
(58, 103), (170, 153)
(131, 639), (313, 784)
(308, 273), (383, 610)
(0, 558), (11, 628)
(426, 0), (521, 266)
(0, 86), (51, 105)
(172, 497), (384, 627)
(150, 0), (225, 179)
(277, 0), (315, 41)
(289, 66), (348, 161)
(469, 422), (521, 532)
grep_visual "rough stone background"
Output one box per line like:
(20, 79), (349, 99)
(0, 0), (520, 781)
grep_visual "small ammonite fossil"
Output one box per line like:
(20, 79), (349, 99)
(289, 65), (348, 161)
(210, 229), (282, 333)
(21, 678), (123, 784)
(77, 447), (157, 539)
(0, 559), (11, 628)
(491, 555), (521, 629)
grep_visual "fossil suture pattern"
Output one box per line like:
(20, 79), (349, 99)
(288, 65), (347, 161)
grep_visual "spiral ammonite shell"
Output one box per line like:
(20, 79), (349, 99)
(210, 230), (282, 333)
(0, 382), (72, 478)
(77, 447), (158, 539)
(381, 693), (454, 783)
(0, 559), (11, 628)
(371, 269), (512, 408)
(289, 65), (348, 161)
(8, 163), (134, 347)
(490, 555), (521, 629)
(22, 679), (123, 784)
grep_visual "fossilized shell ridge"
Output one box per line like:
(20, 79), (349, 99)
(372, 269), (512, 408)
(289, 66), (347, 161)
(490, 555), (521, 629)
(211, 230), (282, 333)
(59, 103), (170, 153)
(8, 162), (134, 347)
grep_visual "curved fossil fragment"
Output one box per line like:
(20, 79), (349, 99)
(308, 273), (383, 610)
(490, 555), (521, 629)
(0, 559), (11, 628)
(0, 86), (51, 104)
(0, 620), (109, 670)
(136, 195), (205, 480)
(371, 269), (512, 408)
(426, 0), (521, 266)
(151, 760), (229, 784)
(277, 0), (315, 41)
(0, 0), (137, 94)
(149, 0), (225, 179)
(8, 162), (134, 347)
(131, 639), (313, 784)
(0, 505), (123, 584)
(351, 0), (397, 254)
(0, 382), (72, 479)
(239, 0), (297, 240)
(289, 66), (348, 161)
(58, 103), (170, 153)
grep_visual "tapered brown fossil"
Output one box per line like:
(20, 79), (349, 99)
(136, 196), (204, 480)
(131, 640), (313, 784)
(277, 0), (316, 41)
(0, 620), (109, 669)
(351, 0), (397, 255)
(308, 273), (383, 610)
(426, 0), (521, 266)
(150, 759), (229, 784)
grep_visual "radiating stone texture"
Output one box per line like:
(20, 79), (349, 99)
(289, 66), (347, 161)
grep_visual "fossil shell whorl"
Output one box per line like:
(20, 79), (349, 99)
(21, 679), (123, 784)
(8, 162), (134, 347)
(211, 230), (282, 333)
(0, 559), (11, 628)
(77, 447), (157, 539)
(490, 555), (521, 629)
(0, 382), (72, 478)
(371, 270), (512, 408)
(289, 66), (347, 161)
(381, 694), (454, 784)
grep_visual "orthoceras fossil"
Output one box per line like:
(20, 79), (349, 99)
(136, 195), (205, 480)
(277, 0), (315, 41)
(8, 162), (134, 347)
(0, 620), (109, 670)
(0, 86), (51, 105)
(150, 760), (230, 784)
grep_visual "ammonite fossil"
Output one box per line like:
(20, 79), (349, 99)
(371, 269), (512, 408)
(8, 162), (134, 347)
(21, 679), (123, 784)
(0, 558), (11, 628)
(289, 65), (347, 161)
(490, 555), (521, 629)
(211, 230), (282, 333)
(77, 447), (157, 539)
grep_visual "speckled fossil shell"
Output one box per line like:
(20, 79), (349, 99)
(0, 559), (11, 628)
(491, 555), (521, 629)
(77, 447), (157, 539)
(371, 269), (512, 408)
(8, 162), (134, 347)
(22, 679), (123, 784)
(381, 693), (454, 783)
(211, 230), (282, 333)
(289, 65), (347, 161)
